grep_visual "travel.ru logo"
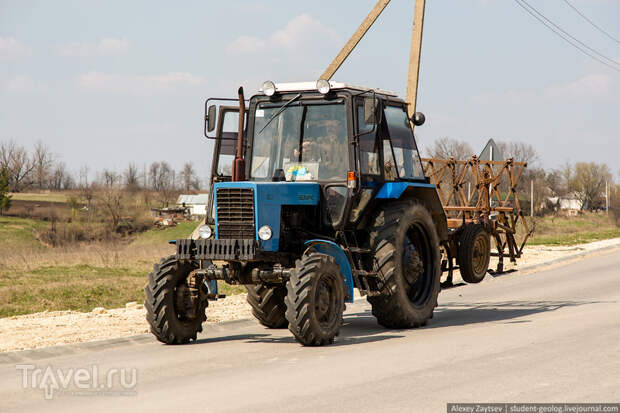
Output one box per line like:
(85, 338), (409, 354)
(16, 364), (137, 399)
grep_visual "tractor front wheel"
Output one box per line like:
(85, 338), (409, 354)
(285, 253), (345, 346)
(144, 256), (207, 344)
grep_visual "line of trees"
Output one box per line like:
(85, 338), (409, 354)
(0, 139), (203, 194)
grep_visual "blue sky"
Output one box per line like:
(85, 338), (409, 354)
(1, 0), (619, 182)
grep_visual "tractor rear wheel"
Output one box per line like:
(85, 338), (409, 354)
(245, 284), (288, 328)
(457, 224), (491, 284)
(285, 253), (345, 346)
(368, 201), (441, 329)
(144, 256), (207, 344)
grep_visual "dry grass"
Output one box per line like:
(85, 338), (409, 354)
(528, 212), (620, 246)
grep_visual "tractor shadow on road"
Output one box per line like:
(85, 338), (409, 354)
(427, 300), (606, 328)
(194, 310), (405, 347)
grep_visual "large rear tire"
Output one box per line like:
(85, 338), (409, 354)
(144, 256), (207, 344)
(368, 201), (441, 329)
(457, 224), (490, 284)
(285, 253), (345, 346)
(245, 284), (288, 328)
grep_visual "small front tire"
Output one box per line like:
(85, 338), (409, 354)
(285, 253), (345, 346)
(144, 256), (207, 344)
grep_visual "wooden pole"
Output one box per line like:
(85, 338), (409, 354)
(531, 180), (534, 217)
(406, 0), (426, 124)
(320, 0), (392, 81)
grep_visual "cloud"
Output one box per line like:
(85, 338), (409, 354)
(471, 73), (615, 105)
(5, 75), (36, 92)
(227, 14), (340, 55)
(0, 37), (31, 60)
(55, 37), (130, 57)
(77, 71), (205, 94)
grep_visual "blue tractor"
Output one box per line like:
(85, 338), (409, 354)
(145, 80), (448, 346)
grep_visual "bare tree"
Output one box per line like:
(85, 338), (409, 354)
(0, 140), (35, 191)
(181, 162), (200, 192)
(149, 162), (161, 191)
(50, 161), (67, 190)
(572, 162), (612, 210)
(427, 137), (474, 160)
(98, 186), (124, 230)
(496, 141), (539, 166)
(124, 163), (140, 192)
(32, 141), (54, 189)
(102, 169), (118, 188)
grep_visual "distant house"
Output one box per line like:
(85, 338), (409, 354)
(176, 194), (210, 219)
(548, 192), (583, 216)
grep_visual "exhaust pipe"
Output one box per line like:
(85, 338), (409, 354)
(232, 86), (246, 181)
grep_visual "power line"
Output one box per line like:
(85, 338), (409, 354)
(518, 0), (620, 68)
(561, 0), (620, 46)
(513, 0), (620, 73)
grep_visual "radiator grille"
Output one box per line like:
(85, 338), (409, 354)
(216, 187), (255, 239)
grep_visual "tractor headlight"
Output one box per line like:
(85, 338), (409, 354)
(258, 225), (273, 241)
(198, 225), (212, 239)
(316, 79), (331, 95)
(261, 80), (276, 97)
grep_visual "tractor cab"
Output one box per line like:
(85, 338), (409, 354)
(204, 81), (434, 249)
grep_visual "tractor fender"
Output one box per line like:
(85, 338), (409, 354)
(303, 240), (355, 303)
(376, 182), (448, 241)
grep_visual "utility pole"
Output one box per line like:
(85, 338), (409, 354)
(406, 0), (426, 126)
(320, 0), (392, 81)
(605, 180), (609, 214)
(531, 180), (534, 217)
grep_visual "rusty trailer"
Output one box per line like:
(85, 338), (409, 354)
(421, 156), (535, 286)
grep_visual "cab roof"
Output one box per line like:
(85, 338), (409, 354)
(259, 81), (399, 98)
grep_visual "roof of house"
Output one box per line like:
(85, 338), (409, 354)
(177, 194), (209, 205)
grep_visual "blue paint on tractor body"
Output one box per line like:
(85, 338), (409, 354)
(213, 181), (319, 251)
(304, 240), (355, 303)
(376, 182), (436, 199)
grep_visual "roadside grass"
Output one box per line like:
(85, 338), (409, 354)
(528, 213), (620, 246)
(0, 261), (246, 317)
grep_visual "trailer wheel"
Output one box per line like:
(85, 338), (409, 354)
(144, 256), (207, 344)
(285, 253), (345, 346)
(368, 201), (441, 329)
(457, 224), (491, 284)
(245, 284), (288, 328)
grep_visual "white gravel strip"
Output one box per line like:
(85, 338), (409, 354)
(2, 237), (619, 353)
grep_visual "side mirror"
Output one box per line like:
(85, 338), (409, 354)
(364, 97), (377, 125)
(412, 112), (426, 126)
(206, 105), (216, 132)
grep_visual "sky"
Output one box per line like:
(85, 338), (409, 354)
(1, 0), (619, 184)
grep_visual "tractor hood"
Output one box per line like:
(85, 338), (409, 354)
(213, 181), (320, 251)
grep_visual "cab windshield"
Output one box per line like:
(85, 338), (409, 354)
(250, 100), (348, 181)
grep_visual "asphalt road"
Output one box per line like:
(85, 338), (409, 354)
(2, 249), (619, 412)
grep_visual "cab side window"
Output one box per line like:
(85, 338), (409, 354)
(384, 105), (424, 179)
(356, 103), (380, 176)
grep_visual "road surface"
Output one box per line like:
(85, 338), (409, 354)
(1, 249), (619, 412)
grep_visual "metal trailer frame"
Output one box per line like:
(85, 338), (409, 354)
(421, 156), (535, 282)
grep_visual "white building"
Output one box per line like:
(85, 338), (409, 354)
(176, 194), (210, 218)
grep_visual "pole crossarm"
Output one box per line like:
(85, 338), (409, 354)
(320, 0), (392, 81)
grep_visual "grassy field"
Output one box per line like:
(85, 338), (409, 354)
(0, 216), (49, 251)
(8, 192), (69, 203)
(528, 212), (620, 246)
